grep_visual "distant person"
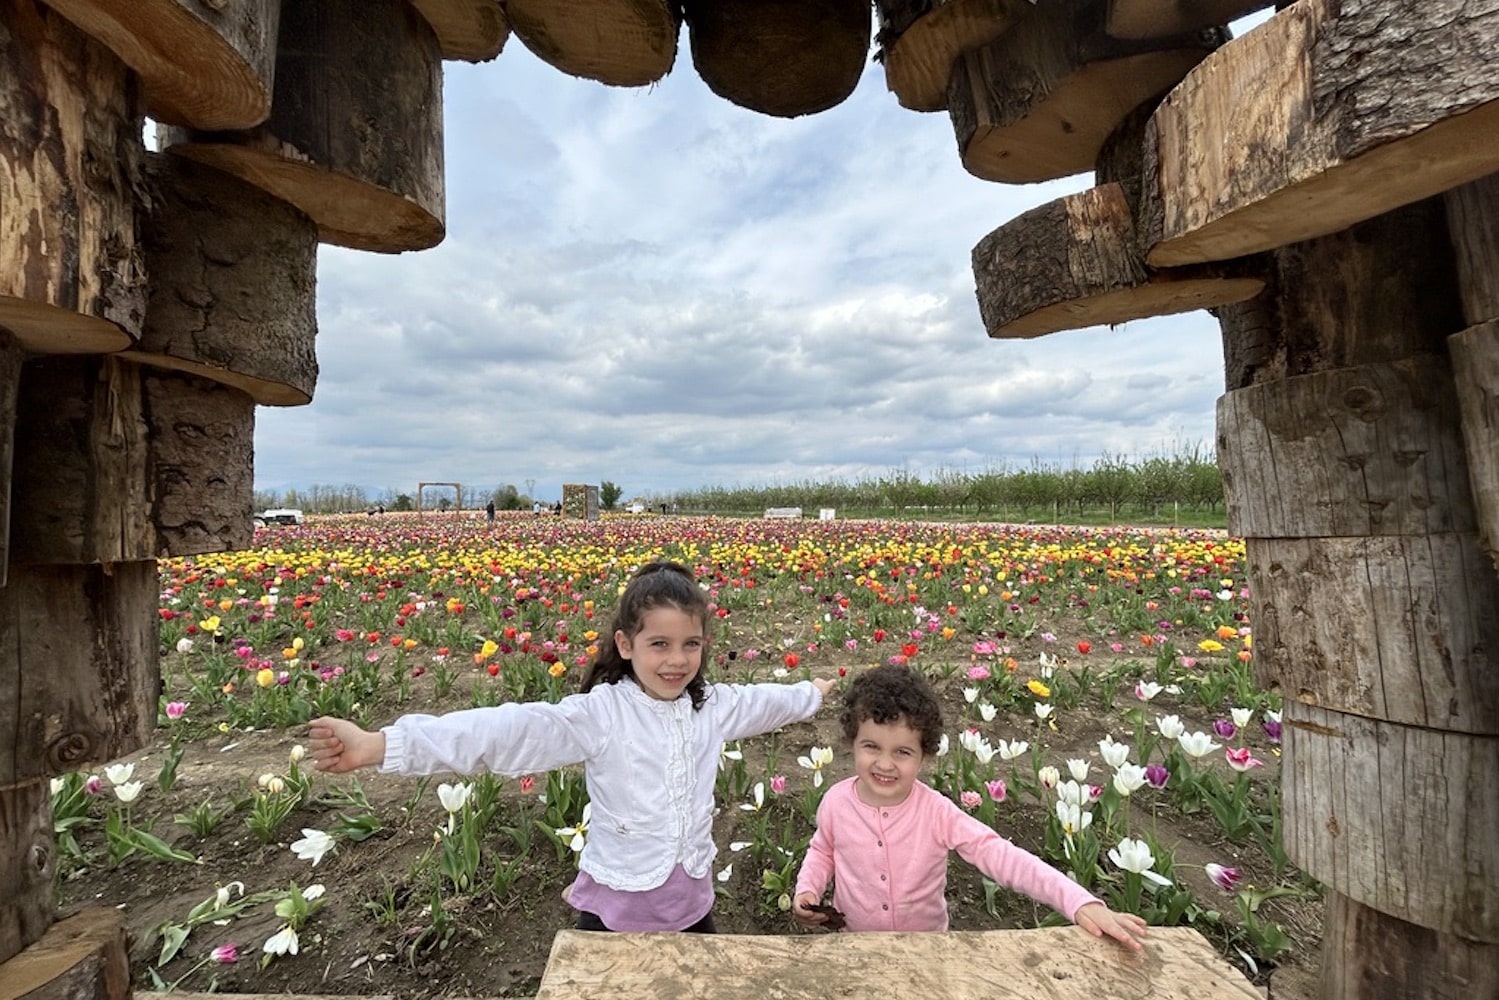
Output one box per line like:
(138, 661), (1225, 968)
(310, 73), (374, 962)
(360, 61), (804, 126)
(553, 501), (562, 515)
(485, 500), (496, 524)
(793, 665), (1147, 950)
(308, 561), (835, 933)
(533, 500), (542, 515)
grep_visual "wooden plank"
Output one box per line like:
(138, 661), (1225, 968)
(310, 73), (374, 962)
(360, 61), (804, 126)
(160, 0), (445, 253)
(535, 927), (1262, 1000)
(1217, 357), (1476, 538)
(972, 182), (1263, 337)
(407, 0), (509, 62)
(0, 0), (140, 355)
(949, 0), (1221, 183)
(1142, 0), (1499, 266)
(1282, 702), (1499, 941)
(509, 0), (676, 87)
(0, 561), (159, 785)
(124, 153), (319, 407)
(0, 908), (129, 1000)
(0, 780), (53, 966)
(1106, 0), (1271, 40)
(1320, 890), (1499, 999)
(878, 0), (1034, 113)
(1245, 534), (1499, 734)
(39, 0), (278, 129)
(1448, 321), (1499, 569)
(9, 358), (151, 566)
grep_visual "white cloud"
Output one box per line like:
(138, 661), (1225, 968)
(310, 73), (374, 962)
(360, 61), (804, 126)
(253, 39), (1226, 501)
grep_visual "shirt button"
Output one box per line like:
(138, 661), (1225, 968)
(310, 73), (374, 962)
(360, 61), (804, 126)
(882, 812), (889, 818)
(880, 875), (887, 881)
(877, 840), (883, 846)
(882, 904), (889, 910)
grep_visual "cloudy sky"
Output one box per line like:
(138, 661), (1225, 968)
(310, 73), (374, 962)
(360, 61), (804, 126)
(253, 23), (1233, 505)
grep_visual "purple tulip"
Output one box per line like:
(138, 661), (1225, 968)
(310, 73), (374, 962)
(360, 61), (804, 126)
(1212, 718), (1237, 740)
(1144, 764), (1170, 789)
(1262, 720), (1283, 744)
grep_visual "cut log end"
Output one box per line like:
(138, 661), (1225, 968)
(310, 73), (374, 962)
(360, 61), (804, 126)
(0, 300), (133, 354)
(987, 275), (1265, 338)
(408, 0), (510, 62)
(881, 0), (1034, 112)
(164, 145), (446, 253)
(118, 351), (312, 406)
(508, 0), (677, 87)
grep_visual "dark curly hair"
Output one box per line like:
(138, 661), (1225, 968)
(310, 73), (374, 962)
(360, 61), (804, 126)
(839, 665), (944, 757)
(581, 560), (711, 710)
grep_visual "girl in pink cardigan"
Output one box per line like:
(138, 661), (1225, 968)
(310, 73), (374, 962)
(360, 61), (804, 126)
(793, 665), (1146, 949)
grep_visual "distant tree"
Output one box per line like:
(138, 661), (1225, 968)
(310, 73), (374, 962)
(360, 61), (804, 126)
(492, 484), (522, 510)
(393, 494), (414, 511)
(599, 481), (623, 510)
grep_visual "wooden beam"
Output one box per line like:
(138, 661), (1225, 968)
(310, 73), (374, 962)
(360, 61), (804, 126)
(0, 908), (129, 1000)
(1142, 0), (1499, 266)
(972, 182), (1262, 337)
(684, 0), (870, 118)
(160, 0), (445, 253)
(0, 780), (53, 966)
(507, 0), (676, 87)
(949, 0), (1221, 183)
(1283, 702), (1498, 941)
(407, 0), (509, 62)
(878, 0), (1034, 113)
(1105, 0), (1270, 40)
(0, 0), (140, 355)
(535, 927), (1263, 999)
(38, 0), (278, 129)
(125, 153), (319, 407)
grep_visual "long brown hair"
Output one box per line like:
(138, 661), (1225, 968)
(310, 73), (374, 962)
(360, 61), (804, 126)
(581, 560), (712, 709)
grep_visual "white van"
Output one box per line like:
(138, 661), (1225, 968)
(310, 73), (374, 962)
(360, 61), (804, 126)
(256, 508), (304, 526)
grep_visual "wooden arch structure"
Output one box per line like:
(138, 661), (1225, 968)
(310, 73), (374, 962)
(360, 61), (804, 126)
(0, 0), (1495, 997)
(416, 481), (464, 512)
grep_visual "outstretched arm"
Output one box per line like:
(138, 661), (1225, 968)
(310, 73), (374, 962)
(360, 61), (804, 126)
(307, 716), (386, 773)
(1074, 901), (1148, 951)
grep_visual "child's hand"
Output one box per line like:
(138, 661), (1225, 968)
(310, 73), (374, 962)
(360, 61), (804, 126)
(306, 717), (385, 773)
(1074, 901), (1148, 951)
(792, 891), (828, 928)
(811, 677), (836, 697)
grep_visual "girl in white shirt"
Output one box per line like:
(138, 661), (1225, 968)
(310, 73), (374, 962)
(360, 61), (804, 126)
(308, 560), (834, 932)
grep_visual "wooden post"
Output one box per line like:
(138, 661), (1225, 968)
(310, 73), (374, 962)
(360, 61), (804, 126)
(0, 334), (23, 588)
(1214, 200), (1499, 995)
(0, 780), (54, 966)
(0, 908), (130, 1000)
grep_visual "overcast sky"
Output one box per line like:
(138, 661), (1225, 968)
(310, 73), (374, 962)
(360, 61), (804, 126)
(253, 25), (1234, 504)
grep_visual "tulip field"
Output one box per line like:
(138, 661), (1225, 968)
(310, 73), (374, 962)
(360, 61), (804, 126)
(53, 512), (1321, 997)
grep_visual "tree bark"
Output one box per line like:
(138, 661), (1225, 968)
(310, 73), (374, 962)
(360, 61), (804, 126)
(39, 0), (279, 129)
(0, 0), (143, 354)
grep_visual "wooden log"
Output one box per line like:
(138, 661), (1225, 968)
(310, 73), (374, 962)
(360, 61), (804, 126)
(0, 0), (142, 354)
(1319, 891), (1499, 999)
(876, 0), (1034, 113)
(507, 0), (676, 88)
(139, 371), (256, 557)
(0, 333), (22, 589)
(684, 0), (870, 119)
(972, 182), (1263, 337)
(1218, 356), (1476, 538)
(407, 0), (509, 62)
(0, 780), (53, 967)
(159, 0), (445, 253)
(1105, 0), (1271, 40)
(0, 908), (129, 1000)
(38, 0), (279, 129)
(0, 561), (159, 786)
(535, 926), (1263, 1000)
(124, 153), (319, 407)
(8, 358), (151, 566)
(1282, 702), (1499, 941)
(948, 0), (1222, 183)
(1141, 0), (1499, 267)
(1444, 173), (1499, 325)
(1245, 534), (1499, 733)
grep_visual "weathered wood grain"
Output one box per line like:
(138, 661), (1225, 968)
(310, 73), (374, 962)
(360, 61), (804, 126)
(160, 0), (445, 253)
(1217, 356), (1475, 538)
(0, 561), (159, 785)
(1448, 322), (1499, 568)
(879, 0), (1035, 112)
(685, 0), (870, 118)
(1282, 702), (1499, 941)
(973, 182), (1262, 337)
(126, 153), (319, 407)
(0, 908), (129, 1000)
(1319, 890), (1499, 998)
(949, 0), (1221, 183)
(1246, 534), (1499, 733)
(0, 333), (21, 588)
(1143, 0), (1499, 266)
(40, 0), (279, 129)
(1444, 172), (1499, 325)
(0, 0), (141, 354)
(0, 780), (53, 967)
(1105, 0), (1271, 40)
(535, 927), (1262, 999)
(509, 0), (676, 87)
(408, 0), (508, 61)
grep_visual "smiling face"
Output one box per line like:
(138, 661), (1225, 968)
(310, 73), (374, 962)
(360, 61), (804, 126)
(614, 606), (705, 701)
(851, 716), (925, 807)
